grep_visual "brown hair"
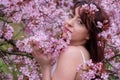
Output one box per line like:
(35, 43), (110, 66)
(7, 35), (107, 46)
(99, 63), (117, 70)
(73, 0), (110, 62)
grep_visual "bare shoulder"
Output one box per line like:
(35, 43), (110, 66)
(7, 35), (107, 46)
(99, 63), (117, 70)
(60, 46), (90, 61)
(53, 46), (90, 80)
(60, 46), (81, 57)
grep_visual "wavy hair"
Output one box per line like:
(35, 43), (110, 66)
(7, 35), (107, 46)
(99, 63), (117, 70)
(73, 0), (110, 62)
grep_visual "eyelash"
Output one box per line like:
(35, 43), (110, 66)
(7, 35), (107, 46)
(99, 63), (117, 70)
(77, 19), (83, 25)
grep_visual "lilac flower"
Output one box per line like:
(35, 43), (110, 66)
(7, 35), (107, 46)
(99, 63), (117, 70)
(101, 72), (109, 80)
(81, 3), (99, 14)
(3, 24), (14, 40)
(82, 70), (96, 80)
(0, 0), (120, 79)
(97, 21), (103, 28)
(0, 29), (2, 37)
(0, 22), (3, 37)
(8, 47), (13, 51)
(6, 74), (13, 80)
(79, 60), (107, 80)
(18, 75), (23, 80)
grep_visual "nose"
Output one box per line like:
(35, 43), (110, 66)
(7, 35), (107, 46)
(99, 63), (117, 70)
(63, 18), (74, 33)
(64, 18), (74, 28)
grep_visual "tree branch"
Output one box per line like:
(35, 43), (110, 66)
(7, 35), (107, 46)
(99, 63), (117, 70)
(0, 17), (12, 23)
(0, 49), (33, 59)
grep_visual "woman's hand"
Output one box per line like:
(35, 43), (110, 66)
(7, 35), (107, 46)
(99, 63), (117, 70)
(30, 41), (53, 68)
(32, 49), (53, 68)
(31, 41), (53, 80)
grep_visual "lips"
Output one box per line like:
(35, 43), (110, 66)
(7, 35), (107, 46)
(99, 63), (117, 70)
(63, 27), (68, 33)
(63, 27), (72, 33)
(62, 26), (71, 39)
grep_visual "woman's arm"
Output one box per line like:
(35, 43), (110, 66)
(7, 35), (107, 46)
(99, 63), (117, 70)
(32, 46), (87, 80)
(32, 52), (53, 80)
(52, 46), (84, 80)
(41, 66), (51, 80)
(31, 41), (52, 80)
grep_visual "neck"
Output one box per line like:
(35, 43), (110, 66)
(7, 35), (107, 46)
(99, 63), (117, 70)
(69, 40), (86, 46)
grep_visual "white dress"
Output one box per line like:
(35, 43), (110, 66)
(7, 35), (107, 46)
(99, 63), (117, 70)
(51, 60), (57, 76)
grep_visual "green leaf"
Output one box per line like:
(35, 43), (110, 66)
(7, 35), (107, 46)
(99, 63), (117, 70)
(11, 64), (20, 80)
(0, 60), (10, 73)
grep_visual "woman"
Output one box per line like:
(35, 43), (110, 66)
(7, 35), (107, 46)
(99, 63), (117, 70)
(32, 0), (110, 80)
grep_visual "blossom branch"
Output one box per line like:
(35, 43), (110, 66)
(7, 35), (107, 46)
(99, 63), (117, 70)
(0, 49), (33, 59)
(0, 17), (12, 23)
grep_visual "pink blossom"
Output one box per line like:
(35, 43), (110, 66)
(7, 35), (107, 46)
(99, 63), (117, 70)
(81, 70), (96, 80)
(8, 47), (13, 51)
(104, 48), (115, 59)
(6, 74), (13, 80)
(97, 21), (103, 28)
(0, 29), (2, 37)
(18, 75), (23, 80)
(0, 22), (3, 37)
(3, 24), (14, 40)
(0, 0), (120, 79)
(101, 72), (109, 80)
(81, 3), (99, 14)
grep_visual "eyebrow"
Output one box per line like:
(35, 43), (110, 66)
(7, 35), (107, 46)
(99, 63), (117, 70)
(76, 16), (81, 20)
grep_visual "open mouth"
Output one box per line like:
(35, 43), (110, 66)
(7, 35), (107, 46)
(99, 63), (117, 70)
(62, 28), (71, 42)
(63, 24), (72, 33)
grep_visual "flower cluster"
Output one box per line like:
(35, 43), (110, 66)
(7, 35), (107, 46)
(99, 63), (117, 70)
(77, 0), (120, 79)
(79, 3), (99, 19)
(0, 0), (73, 79)
(0, 0), (120, 80)
(3, 23), (14, 40)
(81, 3), (99, 14)
(0, 0), (73, 56)
(0, 23), (14, 40)
(77, 60), (109, 80)
(16, 31), (71, 57)
(100, 0), (120, 51)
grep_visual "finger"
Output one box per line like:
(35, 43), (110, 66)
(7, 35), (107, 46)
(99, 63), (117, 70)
(30, 40), (43, 53)
(32, 51), (43, 57)
(31, 51), (37, 58)
(32, 46), (39, 52)
(32, 48), (43, 57)
(47, 53), (52, 59)
(32, 49), (41, 58)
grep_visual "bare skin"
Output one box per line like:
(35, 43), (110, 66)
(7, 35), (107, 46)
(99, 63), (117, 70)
(32, 7), (90, 80)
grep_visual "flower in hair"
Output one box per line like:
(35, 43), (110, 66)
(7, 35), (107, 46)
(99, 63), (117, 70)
(97, 20), (109, 30)
(97, 21), (103, 28)
(81, 3), (99, 14)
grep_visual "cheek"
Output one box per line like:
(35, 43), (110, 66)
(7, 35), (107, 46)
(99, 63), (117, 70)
(74, 27), (88, 35)
(72, 28), (88, 39)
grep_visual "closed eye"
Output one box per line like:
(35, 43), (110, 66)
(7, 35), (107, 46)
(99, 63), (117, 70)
(77, 18), (83, 25)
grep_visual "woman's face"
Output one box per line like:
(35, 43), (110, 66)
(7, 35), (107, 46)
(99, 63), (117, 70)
(62, 7), (89, 44)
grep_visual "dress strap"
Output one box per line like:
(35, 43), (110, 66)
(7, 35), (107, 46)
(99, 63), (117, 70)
(74, 49), (86, 80)
(79, 49), (86, 68)
(51, 61), (57, 76)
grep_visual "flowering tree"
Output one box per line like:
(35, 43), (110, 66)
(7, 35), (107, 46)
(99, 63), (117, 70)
(99, 0), (120, 79)
(0, 0), (120, 80)
(0, 0), (73, 79)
